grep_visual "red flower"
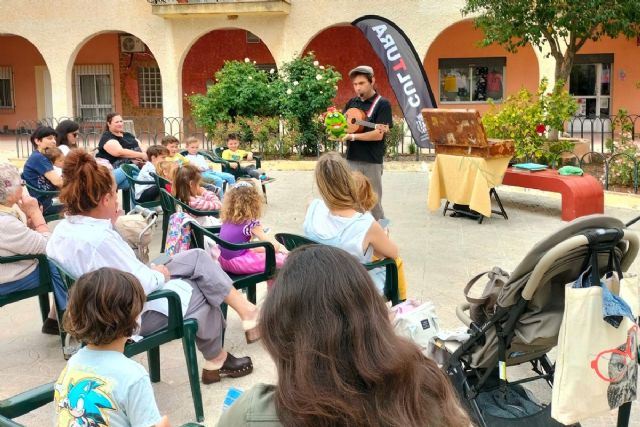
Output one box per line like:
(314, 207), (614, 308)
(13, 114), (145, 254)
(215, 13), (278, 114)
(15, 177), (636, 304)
(535, 124), (546, 135)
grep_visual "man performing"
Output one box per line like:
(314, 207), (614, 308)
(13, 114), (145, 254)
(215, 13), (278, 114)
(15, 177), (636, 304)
(341, 65), (392, 220)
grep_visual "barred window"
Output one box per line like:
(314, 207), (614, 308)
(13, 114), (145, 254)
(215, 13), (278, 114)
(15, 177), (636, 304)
(0, 66), (14, 109)
(74, 64), (114, 120)
(138, 67), (162, 108)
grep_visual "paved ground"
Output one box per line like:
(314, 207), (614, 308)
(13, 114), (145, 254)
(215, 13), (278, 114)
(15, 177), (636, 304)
(2, 138), (640, 425)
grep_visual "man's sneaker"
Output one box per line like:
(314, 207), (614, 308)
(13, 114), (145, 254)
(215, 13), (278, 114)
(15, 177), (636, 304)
(260, 176), (276, 184)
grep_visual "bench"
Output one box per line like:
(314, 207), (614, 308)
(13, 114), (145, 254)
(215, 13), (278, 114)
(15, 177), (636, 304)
(502, 168), (604, 221)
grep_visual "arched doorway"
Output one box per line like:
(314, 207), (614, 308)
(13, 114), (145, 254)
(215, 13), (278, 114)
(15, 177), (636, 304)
(181, 28), (277, 122)
(0, 35), (51, 133)
(72, 31), (163, 140)
(302, 25), (397, 112)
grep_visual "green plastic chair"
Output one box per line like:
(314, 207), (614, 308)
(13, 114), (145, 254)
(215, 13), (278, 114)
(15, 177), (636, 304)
(212, 146), (268, 202)
(274, 233), (401, 305)
(0, 382), (204, 427)
(21, 181), (62, 223)
(48, 260), (205, 422)
(157, 188), (220, 253)
(190, 221), (276, 306)
(0, 254), (54, 325)
(120, 163), (161, 214)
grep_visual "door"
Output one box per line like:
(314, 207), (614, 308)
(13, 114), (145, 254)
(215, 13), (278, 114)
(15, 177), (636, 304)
(569, 63), (612, 133)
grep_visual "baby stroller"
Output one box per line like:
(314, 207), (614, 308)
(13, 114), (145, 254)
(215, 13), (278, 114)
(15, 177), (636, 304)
(437, 215), (639, 426)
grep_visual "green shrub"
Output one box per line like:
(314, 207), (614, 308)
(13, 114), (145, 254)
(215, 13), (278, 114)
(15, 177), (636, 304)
(606, 108), (638, 188)
(482, 78), (577, 161)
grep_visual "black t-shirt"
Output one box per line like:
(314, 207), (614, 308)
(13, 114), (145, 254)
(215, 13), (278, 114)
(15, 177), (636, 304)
(96, 131), (141, 165)
(343, 93), (393, 164)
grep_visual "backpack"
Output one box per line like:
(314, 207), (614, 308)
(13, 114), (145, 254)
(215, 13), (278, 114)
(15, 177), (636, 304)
(463, 267), (510, 325)
(165, 211), (194, 257)
(114, 207), (158, 263)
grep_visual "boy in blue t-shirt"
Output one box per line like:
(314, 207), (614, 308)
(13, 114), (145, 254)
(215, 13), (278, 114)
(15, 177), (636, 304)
(54, 268), (170, 427)
(22, 126), (64, 215)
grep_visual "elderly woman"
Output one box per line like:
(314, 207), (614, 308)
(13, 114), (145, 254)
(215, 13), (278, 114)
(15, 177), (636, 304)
(95, 113), (147, 190)
(0, 163), (67, 335)
(47, 150), (259, 383)
(55, 119), (80, 156)
(218, 245), (469, 427)
(22, 126), (63, 216)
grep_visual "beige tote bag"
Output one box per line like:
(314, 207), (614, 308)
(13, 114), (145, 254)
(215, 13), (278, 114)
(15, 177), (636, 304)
(551, 272), (639, 425)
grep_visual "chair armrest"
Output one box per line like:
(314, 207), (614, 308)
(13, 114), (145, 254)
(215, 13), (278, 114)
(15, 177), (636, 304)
(363, 258), (400, 305)
(0, 382), (55, 419)
(175, 198), (220, 218)
(362, 257), (396, 270)
(146, 289), (184, 333)
(0, 254), (47, 264)
(252, 154), (262, 169)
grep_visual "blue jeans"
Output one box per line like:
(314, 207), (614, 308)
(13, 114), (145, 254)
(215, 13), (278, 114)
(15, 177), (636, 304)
(113, 166), (130, 190)
(0, 263), (67, 310)
(202, 171), (236, 197)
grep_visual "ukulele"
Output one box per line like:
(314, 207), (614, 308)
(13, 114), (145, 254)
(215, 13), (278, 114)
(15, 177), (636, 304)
(344, 108), (390, 134)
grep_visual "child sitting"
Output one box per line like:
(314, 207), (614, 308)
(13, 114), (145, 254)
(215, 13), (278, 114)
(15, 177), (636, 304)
(42, 146), (65, 177)
(173, 163), (222, 226)
(218, 182), (287, 277)
(156, 160), (178, 193)
(221, 133), (274, 182)
(185, 136), (235, 197)
(135, 145), (169, 203)
(161, 135), (189, 165)
(352, 171), (407, 300)
(54, 268), (170, 427)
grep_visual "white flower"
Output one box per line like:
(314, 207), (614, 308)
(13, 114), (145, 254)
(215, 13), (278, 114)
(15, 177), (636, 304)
(253, 60), (256, 64)
(319, 65), (325, 70)
(286, 88), (293, 95)
(293, 81), (299, 86)
(316, 74), (322, 80)
(313, 60), (319, 66)
(244, 58), (250, 63)
(269, 68), (275, 74)
(320, 91), (323, 94)
(248, 76), (253, 80)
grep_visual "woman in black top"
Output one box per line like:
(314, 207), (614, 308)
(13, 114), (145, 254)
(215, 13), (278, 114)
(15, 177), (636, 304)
(96, 113), (147, 190)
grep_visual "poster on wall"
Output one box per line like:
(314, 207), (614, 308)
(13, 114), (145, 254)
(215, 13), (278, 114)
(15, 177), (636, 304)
(352, 15), (437, 148)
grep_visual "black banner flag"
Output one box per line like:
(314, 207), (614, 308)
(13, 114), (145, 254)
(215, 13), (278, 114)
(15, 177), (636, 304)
(352, 15), (437, 148)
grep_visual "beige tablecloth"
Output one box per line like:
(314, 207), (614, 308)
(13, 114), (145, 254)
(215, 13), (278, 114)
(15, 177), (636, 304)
(427, 154), (510, 217)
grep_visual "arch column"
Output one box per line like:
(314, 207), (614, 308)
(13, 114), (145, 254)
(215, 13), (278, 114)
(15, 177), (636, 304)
(535, 43), (558, 88)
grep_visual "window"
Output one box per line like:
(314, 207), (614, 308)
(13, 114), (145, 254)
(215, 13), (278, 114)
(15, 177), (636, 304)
(438, 57), (506, 103)
(74, 64), (114, 120)
(569, 54), (613, 118)
(246, 31), (261, 44)
(138, 66), (162, 108)
(0, 66), (14, 109)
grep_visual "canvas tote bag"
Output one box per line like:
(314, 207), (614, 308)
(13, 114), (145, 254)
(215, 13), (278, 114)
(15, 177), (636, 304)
(551, 271), (639, 424)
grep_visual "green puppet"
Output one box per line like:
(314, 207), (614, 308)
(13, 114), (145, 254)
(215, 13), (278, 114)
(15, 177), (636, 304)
(323, 106), (348, 140)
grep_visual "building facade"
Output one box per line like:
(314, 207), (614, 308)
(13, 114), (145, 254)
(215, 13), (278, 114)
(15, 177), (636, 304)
(0, 0), (637, 135)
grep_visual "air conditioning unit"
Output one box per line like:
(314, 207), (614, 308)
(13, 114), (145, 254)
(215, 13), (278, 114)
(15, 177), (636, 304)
(120, 35), (145, 53)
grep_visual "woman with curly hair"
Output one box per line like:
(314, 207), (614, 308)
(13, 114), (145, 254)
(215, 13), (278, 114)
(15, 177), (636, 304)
(218, 245), (469, 427)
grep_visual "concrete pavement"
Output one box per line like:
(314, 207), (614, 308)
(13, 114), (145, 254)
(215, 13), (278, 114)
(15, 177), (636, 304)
(1, 155), (639, 425)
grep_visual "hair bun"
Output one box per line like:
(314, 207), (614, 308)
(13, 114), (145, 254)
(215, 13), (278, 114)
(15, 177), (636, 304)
(62, 149), (97, 180)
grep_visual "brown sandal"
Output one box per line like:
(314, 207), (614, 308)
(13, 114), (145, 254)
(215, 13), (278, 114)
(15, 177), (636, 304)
(201, 353), (253, 384)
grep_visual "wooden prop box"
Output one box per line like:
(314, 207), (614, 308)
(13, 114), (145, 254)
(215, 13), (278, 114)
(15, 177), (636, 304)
(422, 109), (514, 159)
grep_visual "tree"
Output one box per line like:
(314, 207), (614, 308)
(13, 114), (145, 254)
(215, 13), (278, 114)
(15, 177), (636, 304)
(272, 52), (342, 155)
(462, 0), (640, 90)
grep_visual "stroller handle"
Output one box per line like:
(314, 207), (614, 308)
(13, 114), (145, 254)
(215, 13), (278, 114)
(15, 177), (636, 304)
(456, 303), (473, 326)
(522, 229), (639, 301)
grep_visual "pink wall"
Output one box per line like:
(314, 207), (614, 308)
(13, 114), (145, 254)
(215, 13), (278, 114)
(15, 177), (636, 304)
(75, 33), (123, 115)
(0, 36), (46, 130)
(579, 35), (640, 115)
(424, 20), (539, 115)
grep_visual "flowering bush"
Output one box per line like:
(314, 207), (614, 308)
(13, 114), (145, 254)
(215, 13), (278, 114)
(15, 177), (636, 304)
(482, 78), (577, 161)
(606, 109), (638, 188)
